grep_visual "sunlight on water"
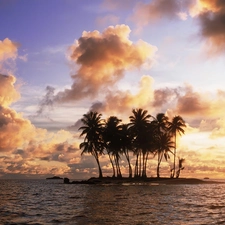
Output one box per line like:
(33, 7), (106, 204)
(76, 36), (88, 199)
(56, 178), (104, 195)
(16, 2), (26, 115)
(0, 180), (225, 224)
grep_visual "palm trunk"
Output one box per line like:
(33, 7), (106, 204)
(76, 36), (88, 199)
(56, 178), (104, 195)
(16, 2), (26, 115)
(143, 152), (149, 178)
(139, 152), (142, 177)
(134, 153), (139, 177)
(157, 151), (163, 178)
(117, 156), (122, 178)
(124, 149), (132, 178)
(176, 169), (180, 178)
(94, 151), (103, 178)
(172, 133), (177, 178)
(108, 152), (115, 177)
(142, 152), (145, 178)
(114, 155), (118, 177)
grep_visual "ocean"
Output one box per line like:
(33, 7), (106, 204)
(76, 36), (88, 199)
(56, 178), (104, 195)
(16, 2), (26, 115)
(0, 179), (225, 225)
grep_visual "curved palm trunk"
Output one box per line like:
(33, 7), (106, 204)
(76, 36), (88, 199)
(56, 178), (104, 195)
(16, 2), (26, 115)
(176, 168), (181, 178)
(143, 152), (149, 178)
(117, 156), (122, 178)
(172, 133), (177, 178)
(124, 149), (132, 178)
(157, 151), (163, 178)
(108, 152), (115, 177)
(93, 151), (103, 178)
(114, 155), (122, 178)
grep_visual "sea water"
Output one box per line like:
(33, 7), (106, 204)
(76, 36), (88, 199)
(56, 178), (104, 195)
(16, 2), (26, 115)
(0, 179), (225, 225)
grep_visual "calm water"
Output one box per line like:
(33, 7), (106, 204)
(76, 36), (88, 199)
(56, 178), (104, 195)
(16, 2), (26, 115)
(0, 179), (225, 225)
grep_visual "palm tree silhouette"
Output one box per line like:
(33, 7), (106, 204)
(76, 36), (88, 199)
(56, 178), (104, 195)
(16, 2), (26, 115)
(168, 116), (186, 178)
(152, 113), (169, 134)
(129, 108), (152, 178)
(120, 124), (133, 178)
(103, 116), (123, 178)
(176, 157), (185, 178)
(79, 111), (104, 178)
(155, 132), (174, 178)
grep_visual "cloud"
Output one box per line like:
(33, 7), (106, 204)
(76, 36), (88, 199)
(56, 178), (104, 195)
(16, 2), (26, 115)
(176, 84), (210, 115)
(38, 25), (157, 115)
(89, 75), (155, 116)
(189, 0), (225, 55)
(131, 0), (192, 27)
(0, 38), (19, 72)
(0, 105), (37, 152)
(0, 40), (82, 177)
(0, 74), (20, 107)
(59, 25), (156, 102)
(175, 85), (225, 118)
(130, 0), (225, 55)
(0, 38), (18, 62)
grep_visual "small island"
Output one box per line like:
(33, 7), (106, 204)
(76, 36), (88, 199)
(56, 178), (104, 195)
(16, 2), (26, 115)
(63, 177), (223, 185)
(46, 176), (63, 180)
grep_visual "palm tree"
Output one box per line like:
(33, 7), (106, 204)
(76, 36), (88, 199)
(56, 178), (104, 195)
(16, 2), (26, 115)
(79, 111), (104, 178)
(176, 157), (185, 178)
(168, 116), (186, 178)
(120, 124), (133, 178)
(129, 108), (152, 178)
(152, 113), (169, 134)
(103, 116), (123, 178)
(155, 132), (174, 178)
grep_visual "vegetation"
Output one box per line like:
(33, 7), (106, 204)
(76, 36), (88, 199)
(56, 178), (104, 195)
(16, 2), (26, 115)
(79, 109), (186, 179)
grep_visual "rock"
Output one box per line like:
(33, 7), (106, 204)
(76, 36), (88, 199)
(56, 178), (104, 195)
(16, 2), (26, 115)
(64, 177), (70, 184)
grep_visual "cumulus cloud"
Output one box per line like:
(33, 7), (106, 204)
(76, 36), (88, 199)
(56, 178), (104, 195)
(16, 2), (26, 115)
(40, 25), (157, 108)
(0, 74), (20, 107)
(0, 38), (18, 63)
(63, 25), (155, 101)
(0, 38), (19, 73)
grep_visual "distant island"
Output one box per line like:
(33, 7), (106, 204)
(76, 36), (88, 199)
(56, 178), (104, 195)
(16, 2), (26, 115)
(46, 176), (63, 180)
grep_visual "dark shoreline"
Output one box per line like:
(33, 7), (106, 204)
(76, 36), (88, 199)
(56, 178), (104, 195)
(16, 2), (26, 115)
(64, 177), (224, 185)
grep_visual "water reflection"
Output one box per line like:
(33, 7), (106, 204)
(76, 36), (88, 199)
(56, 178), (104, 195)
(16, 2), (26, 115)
(0, 180), (225, 224)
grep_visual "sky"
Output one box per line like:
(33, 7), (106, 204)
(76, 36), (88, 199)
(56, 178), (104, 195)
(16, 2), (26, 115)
(1, 0), (225, 179)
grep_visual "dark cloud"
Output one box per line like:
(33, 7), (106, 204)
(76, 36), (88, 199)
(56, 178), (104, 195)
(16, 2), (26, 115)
(199, 7), (225, 54)
(153, 87), (180, 108)
(36, 86), (55, 116)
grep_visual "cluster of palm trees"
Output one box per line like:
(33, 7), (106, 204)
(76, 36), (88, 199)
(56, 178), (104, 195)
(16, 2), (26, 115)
(79, 109), (186, 179)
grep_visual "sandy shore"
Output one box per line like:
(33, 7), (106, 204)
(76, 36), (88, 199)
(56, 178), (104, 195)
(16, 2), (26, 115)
(66, 177), (224, 185)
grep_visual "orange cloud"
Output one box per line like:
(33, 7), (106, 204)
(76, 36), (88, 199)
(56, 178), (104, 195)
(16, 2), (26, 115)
(90, 75), (155, 116)
(0, 38), (18, 72)
(53, 25), (157, 103)
(0, 38), (18, 62)
(0, 74), (20, 107)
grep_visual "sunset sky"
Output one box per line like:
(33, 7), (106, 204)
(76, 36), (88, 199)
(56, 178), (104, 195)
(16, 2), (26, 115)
(1, 0), (225, 179)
